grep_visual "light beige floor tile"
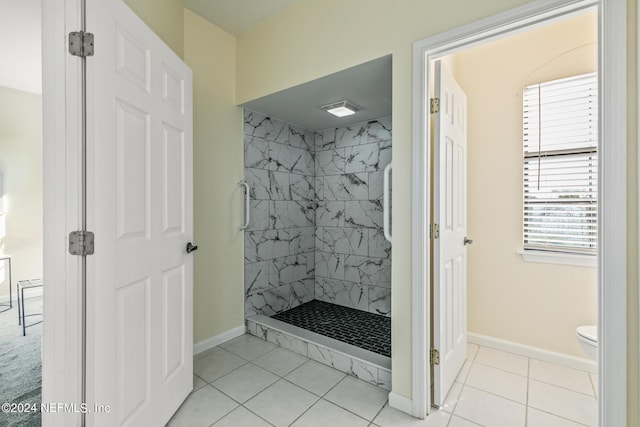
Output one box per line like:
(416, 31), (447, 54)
(245, 379), (318, 427)
(223, 334), (278, 361)
(374, 404), (450, 426)
(474, 347), (529, 376)
(455, 360), (471, 384)
(527, 407), (589, 427)
(291, 399), (369, 426)
(194, 346), (221, 361)
(193, 348), (247, 382)
(466, 362), (527, 403)
(285, 360), (346, 396)
(193, 374), (207, 391)
(441, 381), (463, 413)
(219, 334), (248, 348)
(212, 363), (279, 403)
(529, 359), (594, 395)
(590, 373), (598, 397)
(448, 415), (482, 427)
(528, 379), (597, 426)
(467, 343), (479, 361)
(211, 406), (273, 427)
(253, 346), (308, 376)
(453, 386), (526, 427)
(167, 385), (238, 427)
(324, 375), (388, 421)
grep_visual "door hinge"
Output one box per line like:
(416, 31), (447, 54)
(69, 231), (95, 256)
(69, 31), (95, 57)
(430, 97), (440, 114)
(430, 348), (440, 366)
(430, 223), (440, 239)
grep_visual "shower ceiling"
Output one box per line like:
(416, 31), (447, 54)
(241, 55), (392, 131)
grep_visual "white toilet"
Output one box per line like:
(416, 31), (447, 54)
(576, 325), (598, 361)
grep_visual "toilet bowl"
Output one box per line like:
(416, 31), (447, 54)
(576, 325), (597, 361)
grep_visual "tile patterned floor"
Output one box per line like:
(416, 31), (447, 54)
(272, 300), (391, 357)
(168, 335), (598, 426)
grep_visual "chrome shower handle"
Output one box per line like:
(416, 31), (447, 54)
(238, 180), (250, 231)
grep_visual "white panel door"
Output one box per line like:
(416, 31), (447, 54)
(433, 60), (468, 407)
(86, 0), (193, 425)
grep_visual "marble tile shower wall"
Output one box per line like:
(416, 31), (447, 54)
(243, 110), (392, 318)
(314, 118), (392, 317)
(244, 110), (316, 317)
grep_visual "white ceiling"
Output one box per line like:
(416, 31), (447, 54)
(242, 55), (392, 131)
(0, 0), (42, 94)
(182, 0), (299, 35)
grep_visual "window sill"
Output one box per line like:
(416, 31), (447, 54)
(517, 249), (597, 267)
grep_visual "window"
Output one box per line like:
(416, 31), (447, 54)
(522, 72), (597, 256)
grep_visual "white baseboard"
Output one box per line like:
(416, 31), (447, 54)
(193, 325), (245, 356)
(468, 332), (597, 373)
(388, 392), (414, 416)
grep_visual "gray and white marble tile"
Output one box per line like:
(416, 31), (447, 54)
(244, 110), (288, 143)
(315, 226), (326, 252)
(269, 256), (294, 287)
(289, 145), (314, 176)
(321, 278), (368, 311)
(369, 229), (391, 259)
(334, 122), (368, 148)
(289, 227), (314, 255)
(290, 279), (314, 308)
(366, 117), (392, 143)
(255, 324), (308, 356)
(324, 173), (369, 200)
(345, 143), (384, 173)
(320, 128), (338, 150)
(314, 177), (324, 201)
(289, 125), (313, 150)
(368, 286), (391, 317)
(245, 169), (291, 200)
(245, 285), (291, 317)
(378, 368), (392, 391)
(345, 255), (391, 287)
(245, 261), (269, 296)
(316, 201), (345, 227)
(344, 200), (383, 229)
(245, 229), (290, 262)
(271, 201), (314, 229)
(315, 252), (345, 280)
(314, 131), (326, 151)
(246, 200), (271, 231)
(314, 278), (324, 300)
(290, 174), (314, 201)
(324, 227), (368, 256)
(368, 171), (384, 200)
(307, 344), (378, 386)
(315, 149), (346, 176)
(267, 141), (293, 173)
(244, 136), (270, 169)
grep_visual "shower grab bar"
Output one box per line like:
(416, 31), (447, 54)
(238, 180), (250, 231)
(383, 162), (392, 243)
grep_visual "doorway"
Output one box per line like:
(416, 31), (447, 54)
(412, 0), (629, 425)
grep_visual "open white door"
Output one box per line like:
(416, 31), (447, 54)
(85, 0), (193, 425)
(432, 60), (468, 407)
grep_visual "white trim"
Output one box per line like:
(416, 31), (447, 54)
(42, 0), (84, 426)
(388, 392), (413, 415)
(468, 332), (597, 373)
(412, 1), (627, 426)
(517, 249), (597, 267)
(193, 325), (245, 356)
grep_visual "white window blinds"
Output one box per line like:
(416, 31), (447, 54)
(522, 72), (598, 255)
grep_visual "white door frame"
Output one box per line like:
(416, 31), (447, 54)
(411, 0), (628, 425)
(43, 0), (85, 425)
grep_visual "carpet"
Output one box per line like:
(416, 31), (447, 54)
(0, 296), (42, 426)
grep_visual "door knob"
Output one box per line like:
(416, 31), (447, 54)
(186, 242), (198, 253)
(464, 237), (473, 245)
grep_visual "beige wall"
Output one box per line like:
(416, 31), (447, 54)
(183, 10), (245, 344)
(236, 0), (533, 400)
(123, 0), (184, 57)
(0, 86), (43, 297)
(450, 12), (598, 358)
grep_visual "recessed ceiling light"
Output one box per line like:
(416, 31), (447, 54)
(321, 100), (359, 117)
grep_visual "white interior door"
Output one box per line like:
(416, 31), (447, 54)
(432, 60), (468, 407)
(86, 0), (193, 425)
